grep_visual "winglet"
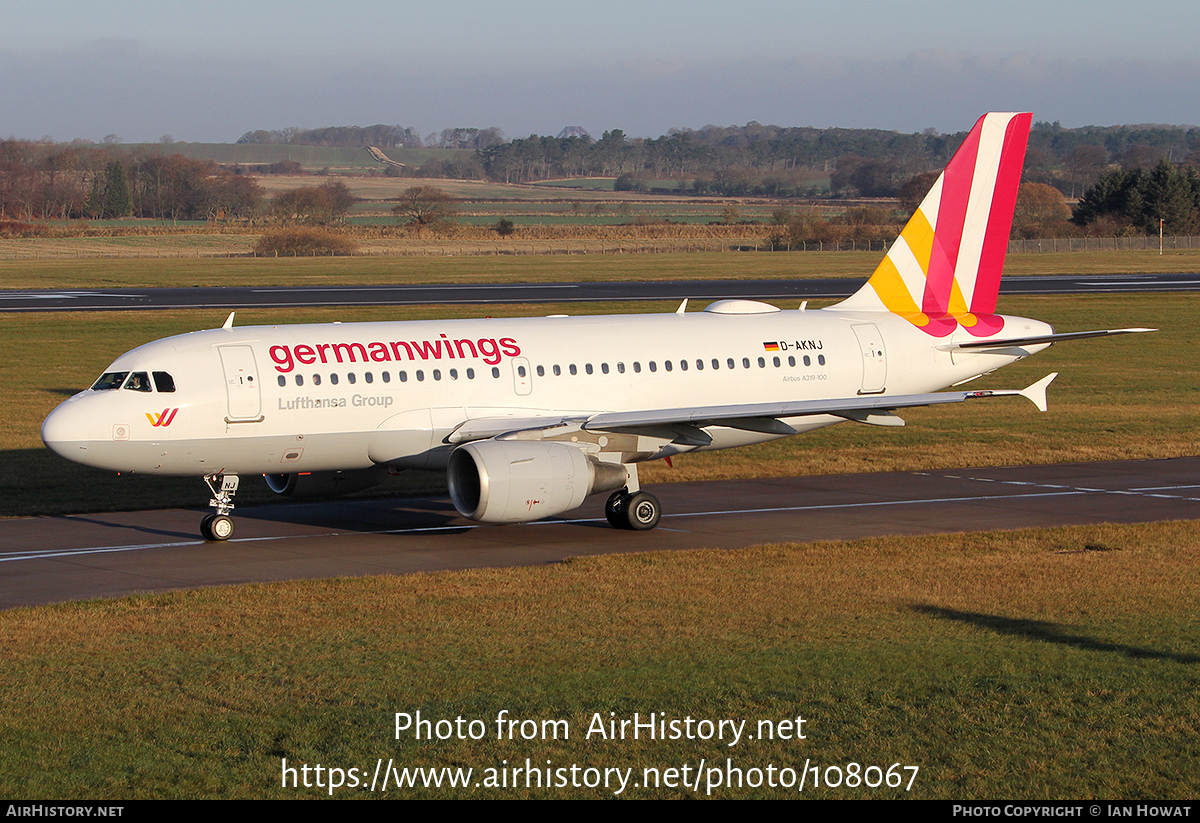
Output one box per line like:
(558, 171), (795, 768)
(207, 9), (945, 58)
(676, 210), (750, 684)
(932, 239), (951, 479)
(222, 311), (236, 330)
(1019, 372), (1058, 412)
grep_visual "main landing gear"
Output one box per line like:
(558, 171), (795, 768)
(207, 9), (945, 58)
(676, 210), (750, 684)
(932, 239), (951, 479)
(605, 489), (662, 531)
(200, 473), (239, 541)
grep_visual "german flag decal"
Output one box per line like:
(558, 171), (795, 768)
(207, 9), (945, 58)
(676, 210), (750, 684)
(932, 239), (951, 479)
(763, 342), (781, 352)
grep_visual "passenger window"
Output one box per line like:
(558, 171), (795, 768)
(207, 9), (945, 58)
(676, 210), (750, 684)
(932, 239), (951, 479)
(399, 371), (407, 382)
(347, 373), (356, 384)
(450, 368), (458, 380)
(491, 367), (500, 378)
(664, 361), (672, 372)
(803, 356), (811, 366)
(680, 360), (688, 371)
(123, 372), (152, 392)
(553, 365), (562, 376)
(818, 355), (826, 366)
(742, 358), (750, 368)
(788, 356), (795, 367)
(152, 372), (176, 392)
(569, 364), (577, 375)
(633, 362), (641, 373)
(365, 372), (373, 383)
(773, 356), (780, 367)
(467, 368), (475, 379)
(585, 363), (593, 375)
(296, 374), (304, 386)
(517, 365), (526, 377)
(536, 365), (545, 377)
(433, 369), (441, 380)
(331, 373), (339, 385)
(313, 374), (322, 385)
(277, 376), (286, 387)
(757, 357), (765, 368)
(617, 362), (625, 374)
(416, 370), (425, 382)
(727, 358), (735, 369)
(601, 363), (609, 374)
(649, 362), (657, 373)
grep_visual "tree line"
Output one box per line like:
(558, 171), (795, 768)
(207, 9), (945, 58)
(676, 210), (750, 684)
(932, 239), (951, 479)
(0, 141), (262, 222)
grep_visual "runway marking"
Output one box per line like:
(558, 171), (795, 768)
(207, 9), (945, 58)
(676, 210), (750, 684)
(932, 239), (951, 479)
(7, 477), (1199, 567)
(0, 291), (147, 300)
(0, 489), (1088, 564)
(251, 284), (580, 293)
(925, 473), (1200, 503)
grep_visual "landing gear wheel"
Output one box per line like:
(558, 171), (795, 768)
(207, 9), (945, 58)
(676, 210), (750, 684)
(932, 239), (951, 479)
(605, 490), (628, 529)
(201, 513), (235, 541)
(209, 514), (235, 541)
(624, 491), (661, 531)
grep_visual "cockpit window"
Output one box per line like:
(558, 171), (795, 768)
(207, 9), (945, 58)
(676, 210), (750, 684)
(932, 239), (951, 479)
(123, 372), (152, 392)
(92, 372), (128, 391)
(152, 372), (176, 393)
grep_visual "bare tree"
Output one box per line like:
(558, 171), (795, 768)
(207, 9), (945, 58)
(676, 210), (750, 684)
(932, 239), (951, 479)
(392, 186), (456, 230)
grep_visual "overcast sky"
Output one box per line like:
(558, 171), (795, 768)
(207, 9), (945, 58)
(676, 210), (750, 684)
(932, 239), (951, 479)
(4, 0), (1199, 142)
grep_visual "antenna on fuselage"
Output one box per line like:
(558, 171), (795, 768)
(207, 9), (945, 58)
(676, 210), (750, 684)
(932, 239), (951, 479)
(676, 299), (688, 314)
(222, 311), (235, 330)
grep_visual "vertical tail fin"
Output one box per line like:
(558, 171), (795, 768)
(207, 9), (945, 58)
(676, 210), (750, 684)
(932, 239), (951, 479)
(832, 112), (1032, 338)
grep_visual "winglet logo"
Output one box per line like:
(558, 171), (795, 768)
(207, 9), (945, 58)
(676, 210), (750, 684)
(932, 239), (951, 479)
(146, 408), (179, 427)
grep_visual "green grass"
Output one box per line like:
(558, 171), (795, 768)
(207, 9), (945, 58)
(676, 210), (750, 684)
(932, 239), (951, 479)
(3, 247), (1200, 290)
(1, 520), (1196, 798)
(530, 177), (618, 191)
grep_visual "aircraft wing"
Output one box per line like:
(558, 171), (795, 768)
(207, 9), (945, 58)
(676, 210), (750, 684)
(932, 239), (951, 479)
(583, 373), (1059, 432)
(446, 374), (1059, 446)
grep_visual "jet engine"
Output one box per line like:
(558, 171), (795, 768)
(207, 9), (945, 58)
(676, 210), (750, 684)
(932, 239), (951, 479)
(447, 440), (627, 523)
(264, 466), (389, 498)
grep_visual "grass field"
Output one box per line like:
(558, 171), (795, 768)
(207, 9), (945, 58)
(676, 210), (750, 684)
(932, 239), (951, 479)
(1, 519), (1196, 798)
(3, 246), (1200, 289)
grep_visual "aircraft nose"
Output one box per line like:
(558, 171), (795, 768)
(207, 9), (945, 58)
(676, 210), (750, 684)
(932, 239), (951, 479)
(41, 397), (94, 462)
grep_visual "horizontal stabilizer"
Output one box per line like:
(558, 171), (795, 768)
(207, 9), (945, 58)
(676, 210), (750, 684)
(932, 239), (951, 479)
(947, 327), (1157, 350)
(1017, 372), (1057, 413)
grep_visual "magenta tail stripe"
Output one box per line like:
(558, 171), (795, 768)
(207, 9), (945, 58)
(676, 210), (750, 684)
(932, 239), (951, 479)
(972, 113), (1031, 314)
(922, 115), (983, 315)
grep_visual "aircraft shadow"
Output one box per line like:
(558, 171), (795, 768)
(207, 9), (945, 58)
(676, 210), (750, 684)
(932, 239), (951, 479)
(53, 514), (200, 542)
(910, 604), (1200, 665)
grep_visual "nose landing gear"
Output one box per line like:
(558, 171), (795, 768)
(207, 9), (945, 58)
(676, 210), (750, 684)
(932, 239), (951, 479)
(200, 474), (239, 541)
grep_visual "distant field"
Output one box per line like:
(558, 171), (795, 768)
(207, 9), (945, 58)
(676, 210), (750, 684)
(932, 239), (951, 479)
(252, 174), (716, 203)
(113, 143), (472, 172)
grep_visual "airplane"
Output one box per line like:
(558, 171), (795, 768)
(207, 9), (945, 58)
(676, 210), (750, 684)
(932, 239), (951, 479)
(41, 112), (1154, 541)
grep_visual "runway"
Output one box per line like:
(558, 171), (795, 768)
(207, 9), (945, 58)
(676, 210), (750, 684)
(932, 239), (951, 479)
(3, 457), (1197, 610)
(2, 272), (1198, 312)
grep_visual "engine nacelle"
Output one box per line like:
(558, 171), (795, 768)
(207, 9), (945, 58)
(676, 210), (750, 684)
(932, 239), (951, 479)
(264, 466), (389, 498)
(448, 440), (627, 523)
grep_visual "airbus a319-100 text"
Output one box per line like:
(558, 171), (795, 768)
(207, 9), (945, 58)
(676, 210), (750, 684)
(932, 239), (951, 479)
(41, 113), (1152, 540)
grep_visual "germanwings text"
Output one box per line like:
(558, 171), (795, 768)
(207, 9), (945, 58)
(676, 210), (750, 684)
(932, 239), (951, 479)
(269, 335), (521, 373)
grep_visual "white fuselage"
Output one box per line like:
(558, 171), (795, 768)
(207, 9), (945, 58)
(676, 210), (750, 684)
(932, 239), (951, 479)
(41, 302), (1051, 478)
